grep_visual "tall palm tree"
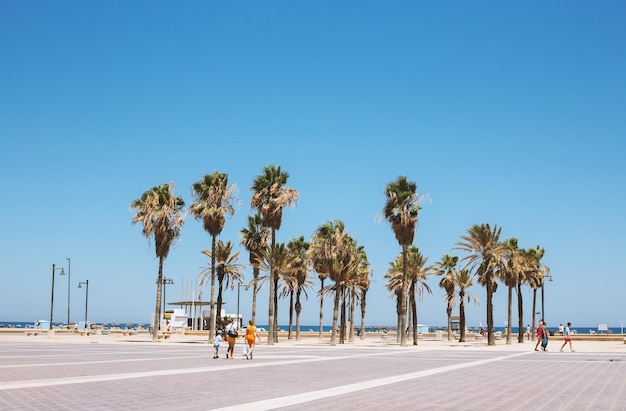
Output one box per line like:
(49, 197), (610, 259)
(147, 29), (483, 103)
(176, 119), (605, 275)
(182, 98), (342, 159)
(309, 221), (336, 340)
(286, 236), (313, 341)
(346, 246), (370, 343)
(497, 238), (521, 345)
(131, 183), (186, 342)
(251, 164), (299, 345)
(385, 246), (432, 345)
(190, 172), (239, 341)
(309, 220), (354, 346)
(258, 242), (291, 342)
(525, 245), (549, 341)
(240, 214), (270, 325)
(383, 176), (425, 346)
(434, 254), (459, 341)
(201, 240), (245, 328)
(455, 223), (502, 346)
(357, 269), (372, 340)
(447, 268), (479, 342)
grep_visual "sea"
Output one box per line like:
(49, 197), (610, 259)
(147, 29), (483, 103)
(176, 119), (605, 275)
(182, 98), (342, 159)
(1, 321), (624, 335)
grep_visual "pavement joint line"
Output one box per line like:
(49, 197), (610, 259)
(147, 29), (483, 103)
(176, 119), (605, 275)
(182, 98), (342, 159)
(210, 351), (533, 411)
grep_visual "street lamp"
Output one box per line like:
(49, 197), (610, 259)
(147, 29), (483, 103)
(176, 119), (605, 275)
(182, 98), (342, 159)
(78, 280), (89, 327)
(237, 282), (241, 328)
(541, 271), (553, 323)
(49, 264), (65, 336)
(158, 277), (174, 327)
(66, 257), (71, 326)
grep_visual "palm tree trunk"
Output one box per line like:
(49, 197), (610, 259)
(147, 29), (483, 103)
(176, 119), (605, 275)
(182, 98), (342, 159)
(411, 287), (418, 346)
(459, 291), (466, 343)
(295, 289), (302, 341)
(506, 285), (512, 344)
(348, 290), (355, 343)
(209, 236), (217, 342)
(517, 283), (524, 343)
(267, 229), (276, 345)
(400, 245), (408, 346)
(330, 285), (340, 346)
(360, 289), (367, 340)
(273, 276), (279, 343)
(288, 291), (294, 340)
(251, 267), (259, 324)
(318, 277), (325, 340)
(340, 288), (346, 344)
(216, 278), (224, 326)
(446, 303), (453, 341)
(486, 270), (495, 346)
(152, 256), (164, 342)
(531, 289), (537, 342)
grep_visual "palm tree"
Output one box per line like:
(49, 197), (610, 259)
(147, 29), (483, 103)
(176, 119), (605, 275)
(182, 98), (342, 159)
(131, 183), (185, 342)
(383, 176), (424, 346)
(434, 254), (459, 341)
(190, 172), (239, 341)
(357, 269), (372, 340)
(385, 246), (432, 345)
(455, 223), (502, 346)
(346, 246), (371, 343)
(497, 238), (521, 344)
(286, 236), (313, 341)
(447, 268), (479, 342)
(201, 240), (245, 328)
(309, 221), (335, 340)
(251, 164), (299, 345)
(240, 214), (270, 325)
(258, 242), (291, 341)
(525, 245), (549, 341)
(309, 220), (355, 346)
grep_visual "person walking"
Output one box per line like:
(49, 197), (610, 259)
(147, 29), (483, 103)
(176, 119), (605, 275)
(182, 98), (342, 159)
(534, 320), (544, 351)
(245, 319), (261, 360)
(560, 322), (575, 352)
(540, 321), (549, 351)
(225, 319), (238, 360)
(213, 330), (222, 359)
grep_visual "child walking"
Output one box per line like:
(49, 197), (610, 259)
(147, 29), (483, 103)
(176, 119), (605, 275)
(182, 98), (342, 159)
(213, 330), (222, 359)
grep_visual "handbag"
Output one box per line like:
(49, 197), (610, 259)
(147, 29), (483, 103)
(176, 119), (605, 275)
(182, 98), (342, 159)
(227, 327), (238, 338)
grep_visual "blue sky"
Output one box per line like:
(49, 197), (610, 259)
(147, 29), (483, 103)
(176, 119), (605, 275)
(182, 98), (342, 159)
(1, 1), (624, 330)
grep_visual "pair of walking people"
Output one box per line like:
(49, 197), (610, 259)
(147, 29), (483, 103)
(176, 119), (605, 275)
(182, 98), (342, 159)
(533, 320), (574, 352)
(214, 319), (260, 360)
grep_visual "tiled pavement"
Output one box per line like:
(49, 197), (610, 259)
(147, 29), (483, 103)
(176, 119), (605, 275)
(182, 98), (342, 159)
(0, 337), (624, 410)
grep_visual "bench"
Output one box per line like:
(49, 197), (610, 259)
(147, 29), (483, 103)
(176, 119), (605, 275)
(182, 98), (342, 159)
(109, 329), (137, 336)
(76, 330), (92, 336)
(25, 331), (41, 336)
(158, 332), (172, 340)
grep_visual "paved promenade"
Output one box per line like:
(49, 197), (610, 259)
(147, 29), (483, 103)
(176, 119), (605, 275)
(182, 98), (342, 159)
(0, 333), (624, 410)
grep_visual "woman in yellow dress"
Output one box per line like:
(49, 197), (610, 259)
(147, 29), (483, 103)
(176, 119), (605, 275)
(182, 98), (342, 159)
(245, 320), (261, 359)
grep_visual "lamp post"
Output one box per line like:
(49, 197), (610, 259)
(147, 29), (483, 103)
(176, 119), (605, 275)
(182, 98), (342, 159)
(159, 277), (174, 327)
(49, 264), (65, 336)
(66, 257), (71, 326)
(541, 272), (553, 323)
(236, 282), (241, 328)
(78, 280), (89, 327)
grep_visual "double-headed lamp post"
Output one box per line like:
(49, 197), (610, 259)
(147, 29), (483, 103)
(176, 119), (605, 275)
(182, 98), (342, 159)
(159, 277), (174, 327)
(78, 280), (89, 327)
(541, 272), (553, 323)
(50, 264), (65, 336)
